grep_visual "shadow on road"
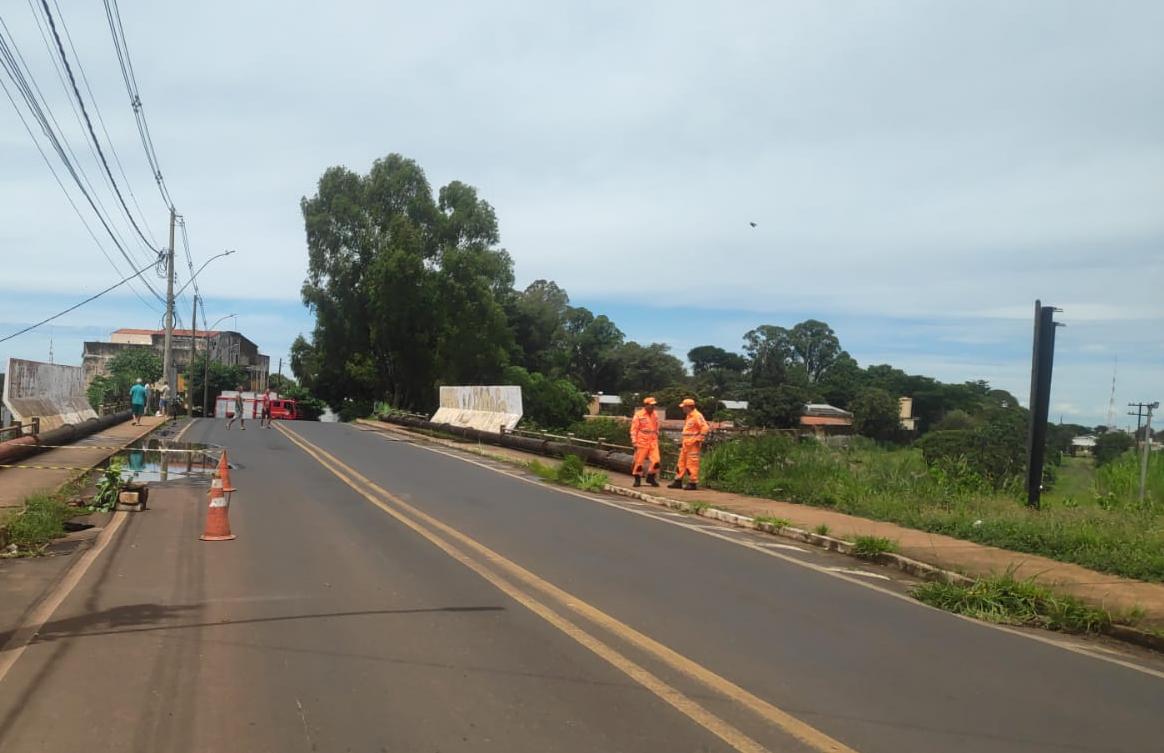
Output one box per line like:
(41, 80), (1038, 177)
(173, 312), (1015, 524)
(1, 604), (505, 646)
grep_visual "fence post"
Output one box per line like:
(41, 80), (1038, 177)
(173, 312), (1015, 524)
(31, 417), (41, 436)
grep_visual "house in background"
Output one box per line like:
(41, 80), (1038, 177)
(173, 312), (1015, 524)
(799, 403), (853, 437)
(1070, 435), (1097, 456)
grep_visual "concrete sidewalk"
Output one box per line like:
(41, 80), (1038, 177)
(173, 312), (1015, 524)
(358, 419), (1164, 629)
(0, 416), (166, 509)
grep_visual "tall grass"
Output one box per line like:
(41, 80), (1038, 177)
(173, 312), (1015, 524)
(702, 436), (1164, 582)
(1096, 449), (1163, 509)
(0, 493), (73, 555)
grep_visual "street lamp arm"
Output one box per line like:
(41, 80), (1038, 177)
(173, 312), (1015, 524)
(175, 249), (236, 297)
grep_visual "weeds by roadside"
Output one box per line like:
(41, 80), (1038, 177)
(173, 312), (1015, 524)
(528, 456), (609, 493)
(754, 515), (791, 530)
(851, 535), (899, 558)
(702, 436), (1164, 581)
(911, 572), (1116, 634)
(814, 523), (831, 536)
(0, 492), (75, 556)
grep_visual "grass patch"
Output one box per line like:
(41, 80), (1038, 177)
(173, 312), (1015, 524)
(754, 515), (792, 530)
(851, 535), (899, 557)
(0, 492), (75, 556)
(687, 501), (710, 515)
(528, 456), (609, 493)
(912, 573), (1114, 634)
(701, 436), (1164, 581)
(814, 523), (831, 536)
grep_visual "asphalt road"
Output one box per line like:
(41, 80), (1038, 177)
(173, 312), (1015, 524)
(0, 419), (1160, 753)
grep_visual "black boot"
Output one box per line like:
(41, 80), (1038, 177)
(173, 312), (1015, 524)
(667, 477), (683, 489)
(633, 476), (642, 488)
(684, 482), (698, 491)
(646, 474), (659, 487)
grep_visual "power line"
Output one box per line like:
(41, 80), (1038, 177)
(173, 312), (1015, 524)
(0, 257), (161, 344)
(36, 0), (158, 251)
(19, 0), (150, 267)
(102, 0), (173, 209)
(0, 18), (164, 310)
(47, 0), (160, 248)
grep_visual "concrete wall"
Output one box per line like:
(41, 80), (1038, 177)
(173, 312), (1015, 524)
(2, 358), (97, 432)
(431, 385), (523, 432)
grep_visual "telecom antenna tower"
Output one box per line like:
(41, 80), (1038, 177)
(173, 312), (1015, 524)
(1105, 356), (1118, 430)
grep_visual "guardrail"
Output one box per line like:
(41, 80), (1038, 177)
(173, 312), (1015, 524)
(0, 418), (40, 441)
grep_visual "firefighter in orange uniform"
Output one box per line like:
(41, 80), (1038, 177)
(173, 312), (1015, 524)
(629, 396), (661, 487)
(669, 397), (709, 490)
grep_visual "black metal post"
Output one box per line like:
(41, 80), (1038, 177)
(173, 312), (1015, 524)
(1025, 301), (1059, 508)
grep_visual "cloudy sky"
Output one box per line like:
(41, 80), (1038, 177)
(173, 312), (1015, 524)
(1, 1), (1160, 426)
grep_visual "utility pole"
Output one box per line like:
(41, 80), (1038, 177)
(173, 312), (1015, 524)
(1128, 402), (1158, 503)
(1140, 404), (1157, 505)
(160, 207), (177, 418)
(187, 294), (198, 415)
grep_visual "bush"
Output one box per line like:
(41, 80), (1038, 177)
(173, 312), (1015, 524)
(912, 573), (1114, 634)
(851, 387), (901, 442)
(915, 410), (1027, 491)
(743, 385), (812, 429)
(933, 409), (976, 432)
(565, 417), (629, 445)
(1094, 432), (1134, 467)
(505, 366), (588, 429)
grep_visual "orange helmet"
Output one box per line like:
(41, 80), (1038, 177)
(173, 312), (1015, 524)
(679, 398), (696, 408)
(643, 396), (658, 406)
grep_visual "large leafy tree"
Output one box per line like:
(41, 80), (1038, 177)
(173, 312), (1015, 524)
(564, 307), (625, 392)
(788, 319), (841, 382)
(687, 345), (747, 375)
(742, 325), (793, 387)
(509, 280), (572, 376)
(614, 342), (686, 392)
(300, 155), (515, 410)
(850, 387), (901, 441)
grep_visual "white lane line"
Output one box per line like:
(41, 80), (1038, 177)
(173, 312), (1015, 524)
(826, 568), (892, 581)
(760, 543), (809, 553)
(363, 427), (1164, 681)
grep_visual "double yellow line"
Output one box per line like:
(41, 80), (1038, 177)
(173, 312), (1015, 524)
(276, 423), (859, 753)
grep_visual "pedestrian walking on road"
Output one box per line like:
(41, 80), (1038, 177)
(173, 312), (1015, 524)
(226, 388), (246, 431)
(260, 387), (273, 428)
(630, 396), (661, 487)
(129, 378), (148, 426)
(670, 397), (709, 490)
(157, 380), (170, 417)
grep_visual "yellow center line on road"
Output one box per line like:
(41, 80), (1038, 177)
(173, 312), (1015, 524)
(276, 422), (860, 753)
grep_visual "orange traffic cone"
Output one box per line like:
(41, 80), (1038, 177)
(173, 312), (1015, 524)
(217, 450), (236, 493)
(200, 469), (236, 541)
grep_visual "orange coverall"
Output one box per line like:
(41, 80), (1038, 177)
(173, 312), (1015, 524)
(676, 408), (710, 483)
(629, 408), (661, 478)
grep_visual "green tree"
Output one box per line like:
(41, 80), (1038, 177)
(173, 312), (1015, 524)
(87, 347), (162, 411)
(817, 352), (864, 408)
(788, 319), (841, 382)
(743, 384), (811, 428)
(509, 280), (571, 376)
(742, 325), (793, 387)
(564, 307), (625, 392)
(300, 154), (516, 411)
(850, 387), (900, 441)
(1094, 432), (1134, 466)
(504, 366), (588, 429)
(185, 354), (247, 415)
(614, 342), (686, 392)
(687, 345), (747, 375)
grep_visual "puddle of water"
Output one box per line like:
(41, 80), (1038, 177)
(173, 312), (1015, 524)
(112, 439), (224, 484)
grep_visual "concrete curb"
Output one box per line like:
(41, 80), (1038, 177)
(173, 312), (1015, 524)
(604, 484), (975, 586)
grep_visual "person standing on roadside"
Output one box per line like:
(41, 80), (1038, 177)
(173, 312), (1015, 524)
(629, 396), (661, 487)
(129, 378), (148, 426)
(226, 388), (247, 431)
(669, 397), (710, 490)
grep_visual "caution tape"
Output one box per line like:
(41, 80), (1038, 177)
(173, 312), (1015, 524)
(0, 463), (103, 471)
(12, 445), (217, 453)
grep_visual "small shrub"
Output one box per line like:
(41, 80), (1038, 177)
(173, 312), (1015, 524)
(1, 494), (73, 555)
(555, 455), (586, 485)
(851, 535), (898, 557)
(912, 573), (1113, 634)
(90, 460), (124, 512)
(814, 523), (831, 536)
(755, 515), (791, 529)
(576, 470), (609, 492)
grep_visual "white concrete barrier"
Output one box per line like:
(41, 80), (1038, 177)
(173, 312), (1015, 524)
(431, 385), (523, 432)
(2, 358), (98, 432)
